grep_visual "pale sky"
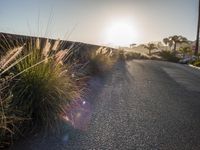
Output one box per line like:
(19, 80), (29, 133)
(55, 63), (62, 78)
(0, 0), (198, 47)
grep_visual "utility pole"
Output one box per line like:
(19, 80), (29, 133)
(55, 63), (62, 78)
(195, 0), (200, 56)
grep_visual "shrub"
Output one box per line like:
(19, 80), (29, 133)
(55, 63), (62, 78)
(193, 60), (200, 67)
(158, 50), (180, 62)
(124, 51), (149, 60)
(125, 52), (141, 60)
(118, 49), (126, 60)
(85, 47), (116, 75)
(0, 38), (82, 137)
(179, 46), (193, 58)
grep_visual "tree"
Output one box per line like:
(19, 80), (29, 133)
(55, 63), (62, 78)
(163, 35), (188, 53)
(195, 0), (200, 56)
(142, 43), (157, 56)
(163, 38), (173, 50)
(179, 46), (192, 58)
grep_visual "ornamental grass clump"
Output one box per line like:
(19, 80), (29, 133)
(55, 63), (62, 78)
(86, 47), (116, 75)
(0, 37), (82, 136)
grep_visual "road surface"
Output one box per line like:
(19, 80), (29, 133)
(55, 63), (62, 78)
(13, 60), (200, 150)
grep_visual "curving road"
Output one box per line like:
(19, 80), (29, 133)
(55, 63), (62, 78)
(13, 60), (200, 150)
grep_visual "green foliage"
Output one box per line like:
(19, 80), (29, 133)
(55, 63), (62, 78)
(124, 51), (149, 60)
(0, 36), (117, 148)
(163, 35), (188, 52)
(179, 46), (192, 53)
(86, 47), (115, 75)
(11, 40), (80, 133)
(0, 38), (82, 148)
(193, 60), (200, 67)
(158, 50), (180, 62)
(142, 43), (157, 56)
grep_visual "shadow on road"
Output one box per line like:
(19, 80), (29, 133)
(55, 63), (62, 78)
(11, 61), (127, 150)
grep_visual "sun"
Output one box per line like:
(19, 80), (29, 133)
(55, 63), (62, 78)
(105, 20), (138, 47)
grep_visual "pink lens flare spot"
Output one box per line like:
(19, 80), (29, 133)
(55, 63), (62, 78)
(62, 99), (93, 131)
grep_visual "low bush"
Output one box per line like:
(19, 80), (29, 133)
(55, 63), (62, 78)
(118, 49), (126, 60)
(124, 51), (149, 60)
(125, 52), (141, 60)
(158, 50), (180, 62)
(0, 36), (117, 148)
(0, 38), (82, 147)
(193, 60), (200, 67)
(85, 47), (116, 75)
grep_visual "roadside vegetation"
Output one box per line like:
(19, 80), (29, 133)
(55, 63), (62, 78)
(0, 34), (117, 148)
(126, 52), (150, 60)
(85, 47), (117, 75)
(141, 43), (157, 56)
(158, 50), (180, 63)
(1, 31), (199, 148)
(192, 60), (200, 67)
(122, 35), (200, 66)
(190, 54), (200, 67)
(163, 35), (188, 53)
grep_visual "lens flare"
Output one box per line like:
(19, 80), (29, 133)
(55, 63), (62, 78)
(63, 99), (92, 131)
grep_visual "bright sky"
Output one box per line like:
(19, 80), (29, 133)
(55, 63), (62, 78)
(0, 0), (198, 47)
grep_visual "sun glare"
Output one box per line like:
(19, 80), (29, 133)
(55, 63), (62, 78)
(105, 20), (138, 47)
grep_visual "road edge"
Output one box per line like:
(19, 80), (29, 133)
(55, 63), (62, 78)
(188, 64), (200, 70)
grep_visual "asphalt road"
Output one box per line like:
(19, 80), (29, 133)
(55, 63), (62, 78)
(13, 60), (200, 150)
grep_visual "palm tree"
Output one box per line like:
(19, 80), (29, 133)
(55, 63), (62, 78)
(163, 38), (173, 50)
(142, 43), (157, 56)
(195, 0), (200, 56)
(163, 35), (188, 53)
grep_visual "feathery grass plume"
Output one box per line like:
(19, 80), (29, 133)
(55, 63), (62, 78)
(109, 50), (113, 57)
(36, 38), (40, 50)
(0, 46), (24, 70)
(96, 47), (103, 54)
(42, 39), (51, 59)
(0, 47), (19, 65)
(101, 47), (109, 55)
(52, 38), (60, 51)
